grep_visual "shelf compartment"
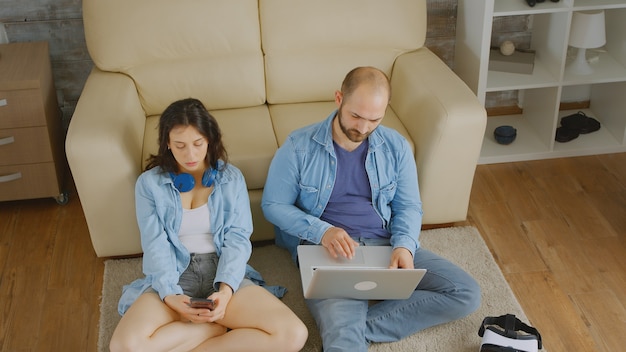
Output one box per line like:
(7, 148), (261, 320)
(553, 109), (623, 156)
(573, 0), (626, 10)
(554, 81), (626, 155)
(563, 7), (626, 84)
(605, 8), (626, 69)
(479, 87), (559, 164)
(488, 11), (569, 90)
(494, 0), (570, 16)
(589, 81), (626, 144)
(480, 115), (552, 164)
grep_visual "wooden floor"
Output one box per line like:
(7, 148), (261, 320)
(1, 152), (624, 351)
(456, 152), (626, 352)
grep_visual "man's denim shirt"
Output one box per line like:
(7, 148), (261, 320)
(118, 162), (282, 315)
(262, 111), (423, 262)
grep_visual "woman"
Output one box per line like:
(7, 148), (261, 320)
(109, 98), (307, 352)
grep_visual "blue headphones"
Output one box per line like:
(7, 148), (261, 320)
(169, 168), (217, 192)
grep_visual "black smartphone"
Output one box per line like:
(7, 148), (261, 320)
(189, 298), (215, 310)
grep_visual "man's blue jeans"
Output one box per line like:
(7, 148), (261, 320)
(305, 238), (481, 352)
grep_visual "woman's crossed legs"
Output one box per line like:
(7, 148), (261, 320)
(110, 285), (307, 352)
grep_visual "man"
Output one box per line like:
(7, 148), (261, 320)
(262, 66), (480, 351)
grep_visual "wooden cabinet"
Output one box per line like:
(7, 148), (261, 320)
(455, 0), (626, 164)
(0, 41), (67, 203)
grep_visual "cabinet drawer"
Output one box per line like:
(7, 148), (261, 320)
(0, 163), (60, 201)
(0, 126), (53, 166)
(0, 89), (46, 129)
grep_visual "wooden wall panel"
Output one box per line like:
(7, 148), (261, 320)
(0, 0), (82, 22)
(425, 0), (458, 68)
(6, 20), (88, 61)
(427, 0), (457, 38)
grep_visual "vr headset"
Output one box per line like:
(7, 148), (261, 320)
(478, 314), (542, 352)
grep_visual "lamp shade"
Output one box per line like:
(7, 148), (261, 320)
(568, 10), (606, 49)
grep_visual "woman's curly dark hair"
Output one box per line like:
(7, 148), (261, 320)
(145, 98), (228, 173)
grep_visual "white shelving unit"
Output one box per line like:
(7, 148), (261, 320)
(455, 0), (626, 164)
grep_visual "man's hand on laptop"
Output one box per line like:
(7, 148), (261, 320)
(389, 247), (414, 269)
(321, 227), (359, 259)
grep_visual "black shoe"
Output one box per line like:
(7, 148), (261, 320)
(555, 126), (580, 143)
(560, 111), (601, 134)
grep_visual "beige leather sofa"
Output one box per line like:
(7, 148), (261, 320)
(66, 0), (486, 257)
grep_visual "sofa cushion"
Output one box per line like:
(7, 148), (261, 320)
(260, 0), (426, 104)
(269, 102), (415, 154)
(143, 105), (277, 190)
(212, 107), (278, 190)
(83, 0), (265, 115)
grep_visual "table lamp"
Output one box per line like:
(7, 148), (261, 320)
(567, 10), (606, 75)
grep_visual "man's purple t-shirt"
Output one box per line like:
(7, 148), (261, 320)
(320, 140), (389, 239)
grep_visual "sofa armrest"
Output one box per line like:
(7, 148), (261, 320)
(390, 49), (486, 224)
(66, 68), (146, 257)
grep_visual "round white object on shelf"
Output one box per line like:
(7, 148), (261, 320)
(500, 41), (515, 56)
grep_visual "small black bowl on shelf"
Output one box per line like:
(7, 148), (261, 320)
(493, 125), (517, 145)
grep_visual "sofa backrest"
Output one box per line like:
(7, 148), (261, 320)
(83, 0), (266, 116)
(260, 0), (426, 104)
(83, 0), (426, 114)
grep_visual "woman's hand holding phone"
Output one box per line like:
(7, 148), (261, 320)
(204, 283), (233, 322)
(163, 294), (214, 323)
(164, 283), (234, 323)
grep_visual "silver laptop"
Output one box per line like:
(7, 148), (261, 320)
(297, 245), (426, 300)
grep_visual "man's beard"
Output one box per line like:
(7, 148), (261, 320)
(337, 109), (372, 143)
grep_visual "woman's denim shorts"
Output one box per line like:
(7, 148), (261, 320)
(147, 252), (254, 298)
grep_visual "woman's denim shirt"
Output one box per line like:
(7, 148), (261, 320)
(262, 111), (423, 261)
(118, 162), (274, 315)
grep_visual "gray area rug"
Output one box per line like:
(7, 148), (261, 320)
(98, 226), (534, 351)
